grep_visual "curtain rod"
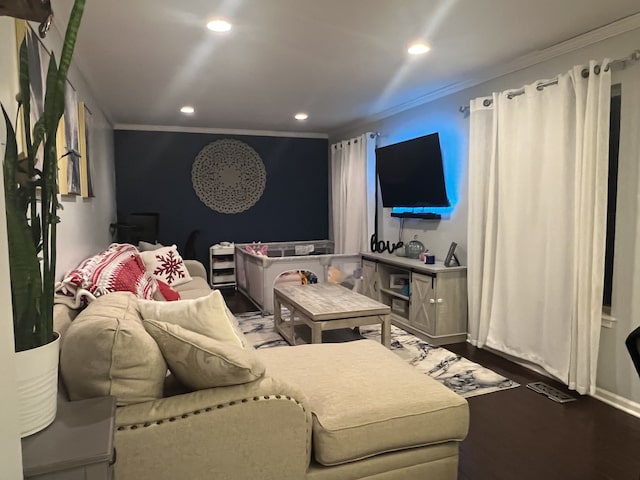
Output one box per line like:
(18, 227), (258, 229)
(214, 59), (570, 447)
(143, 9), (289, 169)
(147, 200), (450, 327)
(459, 48), (640, 114)
(332, 131), (380, 149)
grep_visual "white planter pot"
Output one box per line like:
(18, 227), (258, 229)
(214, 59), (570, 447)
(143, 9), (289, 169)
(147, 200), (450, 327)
(15, 333), (60, 437)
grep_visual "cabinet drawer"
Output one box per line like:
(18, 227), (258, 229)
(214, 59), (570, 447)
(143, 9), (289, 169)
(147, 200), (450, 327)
(213, 273), (236, 283)
(391, 298), (409, 316)
(212, 260), (234, 269)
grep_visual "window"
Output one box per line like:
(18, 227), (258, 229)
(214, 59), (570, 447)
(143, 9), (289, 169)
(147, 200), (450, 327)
(603, 86), (621, 308)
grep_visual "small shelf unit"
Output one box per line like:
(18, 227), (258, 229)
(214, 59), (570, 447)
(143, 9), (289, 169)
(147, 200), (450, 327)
(210, 244), (236, 289)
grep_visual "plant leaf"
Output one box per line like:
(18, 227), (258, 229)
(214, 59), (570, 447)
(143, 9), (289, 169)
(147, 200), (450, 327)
(2, 106), (41, 351)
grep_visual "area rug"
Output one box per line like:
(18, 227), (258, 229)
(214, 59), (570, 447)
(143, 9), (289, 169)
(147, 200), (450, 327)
(236, 311), (519, 398)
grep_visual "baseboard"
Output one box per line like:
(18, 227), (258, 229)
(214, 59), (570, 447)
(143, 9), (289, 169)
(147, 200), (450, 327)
(593, 388), (640, 419)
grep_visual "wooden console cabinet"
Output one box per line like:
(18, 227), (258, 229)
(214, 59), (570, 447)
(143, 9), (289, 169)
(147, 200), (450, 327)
(361, 252), (467, 345)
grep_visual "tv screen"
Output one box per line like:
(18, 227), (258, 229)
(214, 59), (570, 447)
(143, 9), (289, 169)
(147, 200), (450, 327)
(375, 133), (450, 208)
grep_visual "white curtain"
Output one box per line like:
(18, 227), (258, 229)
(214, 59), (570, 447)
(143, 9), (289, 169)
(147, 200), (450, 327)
(330, 133), (376, 254)
(468, 61), (611, 394)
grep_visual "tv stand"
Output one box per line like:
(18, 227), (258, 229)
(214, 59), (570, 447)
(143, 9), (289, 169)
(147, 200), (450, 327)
(361, 252), (467, 345)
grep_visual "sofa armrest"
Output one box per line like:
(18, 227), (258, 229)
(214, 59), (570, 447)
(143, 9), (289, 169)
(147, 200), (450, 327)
(114, 375), (312, 480)
(183, 259), (207, 280)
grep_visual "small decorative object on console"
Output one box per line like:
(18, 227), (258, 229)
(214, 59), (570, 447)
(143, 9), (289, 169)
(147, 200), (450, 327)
(389, 274), (409, 290)
(405, 235), (425, 259)
(370, 233), (403, 254)
(444, 242), (460, 267)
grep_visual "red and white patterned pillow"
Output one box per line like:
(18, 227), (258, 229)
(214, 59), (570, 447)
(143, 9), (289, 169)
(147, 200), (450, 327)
(140, 245), (192, 287)
(55, 243), (158, 307)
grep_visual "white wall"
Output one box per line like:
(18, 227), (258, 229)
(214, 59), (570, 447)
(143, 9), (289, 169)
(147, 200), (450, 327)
(331, 27), (640, 409)
(0, 17), (26, 480)
(42, 20), (118, 276)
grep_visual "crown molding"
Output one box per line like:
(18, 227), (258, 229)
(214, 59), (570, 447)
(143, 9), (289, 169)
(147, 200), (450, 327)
(333, 12), (640, 136)
(114, 124), (329, 139)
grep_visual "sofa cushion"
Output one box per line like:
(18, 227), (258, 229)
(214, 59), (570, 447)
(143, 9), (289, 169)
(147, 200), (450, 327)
(140, 244), (192, 287)
(137, 291), (244, 348)
(143, 319), (265, 389)
(173, 276), (210, 299)
(60, 292), (167, 406)
(167, 277), (250, 349)
(257, 340), (469, 466)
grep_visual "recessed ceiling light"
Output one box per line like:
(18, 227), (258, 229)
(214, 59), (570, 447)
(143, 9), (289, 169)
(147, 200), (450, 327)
(180, 106), (195, 114)
(294, 113), (308, 121)
(408, 42), (431, 55)
(207, 18), (232, 32)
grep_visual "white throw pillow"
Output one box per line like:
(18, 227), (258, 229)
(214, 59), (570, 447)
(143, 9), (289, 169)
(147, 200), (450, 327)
(143, 319), (265, 389)
(137, 290), (244, 348)
(140, 244), (192, 287)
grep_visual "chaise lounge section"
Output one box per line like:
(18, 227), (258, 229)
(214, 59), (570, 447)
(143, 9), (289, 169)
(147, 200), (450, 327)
(53, 256), (469, 479)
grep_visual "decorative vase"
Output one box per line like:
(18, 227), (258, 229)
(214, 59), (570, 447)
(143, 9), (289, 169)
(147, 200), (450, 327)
(15, 333), (60, 437)
(406, 236), (425, 259)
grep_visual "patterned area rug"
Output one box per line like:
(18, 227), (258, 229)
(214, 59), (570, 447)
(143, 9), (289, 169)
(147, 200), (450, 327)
(236, 311), (519, 398)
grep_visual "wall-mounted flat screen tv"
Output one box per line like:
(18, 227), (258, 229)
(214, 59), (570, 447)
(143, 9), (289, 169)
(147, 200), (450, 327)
(375, 132), (450, 208)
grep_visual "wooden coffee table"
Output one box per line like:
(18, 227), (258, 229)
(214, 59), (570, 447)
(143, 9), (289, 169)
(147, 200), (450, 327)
(273, 283), (391, 348)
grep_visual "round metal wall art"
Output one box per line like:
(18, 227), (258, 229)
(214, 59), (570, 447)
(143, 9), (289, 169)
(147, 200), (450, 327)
(191, 139), (267, 214)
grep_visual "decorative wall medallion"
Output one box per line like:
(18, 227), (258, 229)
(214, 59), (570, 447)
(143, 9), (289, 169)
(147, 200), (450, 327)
(191, 139), (267, 214)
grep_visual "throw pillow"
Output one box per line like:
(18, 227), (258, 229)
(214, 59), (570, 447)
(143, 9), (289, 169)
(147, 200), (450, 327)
(137, 290), (245, 348)
(138, 240), (164, 252)
(55, 243), (158, 307)
(60, 292), (167, 405)
(156, 280), (181, 301)
(140, 245), (192, 287)
(143, 319), (266, 389)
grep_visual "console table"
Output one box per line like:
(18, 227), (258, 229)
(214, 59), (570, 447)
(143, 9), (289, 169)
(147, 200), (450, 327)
(361, 252), (467, 345)
(22, 395), (116, 479)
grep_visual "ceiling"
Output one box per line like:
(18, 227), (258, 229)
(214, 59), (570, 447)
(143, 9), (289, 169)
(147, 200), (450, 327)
(51, 0), (640, 134)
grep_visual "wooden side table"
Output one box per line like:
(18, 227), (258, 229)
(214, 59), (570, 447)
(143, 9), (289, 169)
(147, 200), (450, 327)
(22, 395), (116, 480)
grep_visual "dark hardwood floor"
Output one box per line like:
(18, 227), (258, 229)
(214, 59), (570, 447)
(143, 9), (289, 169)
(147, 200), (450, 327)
(446, 342), (640, 480)
(223, 289), (640, 480)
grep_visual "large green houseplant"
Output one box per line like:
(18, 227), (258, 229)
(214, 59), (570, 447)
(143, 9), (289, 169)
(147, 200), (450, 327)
(2, 0), (85, 353)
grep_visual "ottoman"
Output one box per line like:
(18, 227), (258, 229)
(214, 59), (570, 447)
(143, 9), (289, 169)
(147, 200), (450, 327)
(257, 340), (469, 467)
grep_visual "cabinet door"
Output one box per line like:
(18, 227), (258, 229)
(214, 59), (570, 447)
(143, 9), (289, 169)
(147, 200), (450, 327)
(361, 259), (380, 300)
(433, 270), (467, 336)
(409, 272), (436, 335)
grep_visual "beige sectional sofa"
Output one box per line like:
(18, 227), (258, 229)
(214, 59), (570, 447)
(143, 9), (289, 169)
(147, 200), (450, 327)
(54, 259), (469, 480)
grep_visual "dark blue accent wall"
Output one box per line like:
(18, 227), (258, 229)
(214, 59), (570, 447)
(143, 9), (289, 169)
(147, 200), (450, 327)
(114, 130), (329, 269)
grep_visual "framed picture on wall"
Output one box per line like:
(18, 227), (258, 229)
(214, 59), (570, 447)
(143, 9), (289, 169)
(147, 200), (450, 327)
(444, 242), (460, 267)
(77, 101), (94, 197)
